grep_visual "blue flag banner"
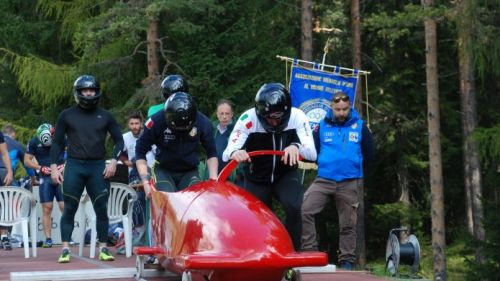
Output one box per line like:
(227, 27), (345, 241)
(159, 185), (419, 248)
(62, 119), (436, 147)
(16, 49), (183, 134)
(289, 65), (359, 127)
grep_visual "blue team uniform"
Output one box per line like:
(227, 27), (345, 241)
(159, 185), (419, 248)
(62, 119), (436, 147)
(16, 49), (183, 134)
(0, 135), (35, 186)
(26, 137), (66, 203)
(136, 110), (216, 191)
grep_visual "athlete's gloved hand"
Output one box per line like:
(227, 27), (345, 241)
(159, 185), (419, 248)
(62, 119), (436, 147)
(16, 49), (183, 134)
(40, 166), (52, 176)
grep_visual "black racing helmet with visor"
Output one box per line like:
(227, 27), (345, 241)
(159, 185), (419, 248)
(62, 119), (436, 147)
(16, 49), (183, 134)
(254, 83), (292, 133)
(164, 92), (197, 133)
(160, 75), (189, 101)
(73, 75), (101, 109)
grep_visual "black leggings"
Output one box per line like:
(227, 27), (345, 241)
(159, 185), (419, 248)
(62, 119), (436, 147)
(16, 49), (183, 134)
(60, 158), (110, 243)
(244, 169), (303, 251)
(152, 166), (200, 192)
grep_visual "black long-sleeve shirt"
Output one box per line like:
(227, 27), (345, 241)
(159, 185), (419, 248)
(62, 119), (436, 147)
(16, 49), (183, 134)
(50, 105), (124, 163)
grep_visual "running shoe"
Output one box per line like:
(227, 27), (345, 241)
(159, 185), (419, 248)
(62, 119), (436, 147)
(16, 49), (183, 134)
(146, 255), (158, 264)
(340, 261), (353, 270)
(1, 236), (12, 250)
(99, 247), (115, 261)
(42, 238), (53, 248)
(58, 248), (71, 263)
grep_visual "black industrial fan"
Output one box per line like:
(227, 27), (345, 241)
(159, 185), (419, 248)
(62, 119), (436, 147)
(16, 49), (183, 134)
(385, 227), (421, 278)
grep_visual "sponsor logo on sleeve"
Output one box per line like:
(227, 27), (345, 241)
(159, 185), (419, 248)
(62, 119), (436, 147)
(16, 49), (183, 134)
(231, 130), (242, 143)
(245, 121), (253, 129)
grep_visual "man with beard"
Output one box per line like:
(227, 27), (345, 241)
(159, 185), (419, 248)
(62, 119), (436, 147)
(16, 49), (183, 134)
(121, 111), (155, 183)
(301, 91), (374, 270)
(120, 111), (154, 228)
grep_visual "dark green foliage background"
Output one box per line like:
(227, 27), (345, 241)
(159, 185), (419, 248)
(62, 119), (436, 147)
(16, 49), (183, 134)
(0, 0), (498, 278)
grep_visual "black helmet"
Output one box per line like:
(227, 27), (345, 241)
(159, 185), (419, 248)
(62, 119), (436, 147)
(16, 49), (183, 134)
(255, 83), (291, 133)
(73, 75), (101, 109)
(164, 92), (197, 132)
(160, 75), (189, 101)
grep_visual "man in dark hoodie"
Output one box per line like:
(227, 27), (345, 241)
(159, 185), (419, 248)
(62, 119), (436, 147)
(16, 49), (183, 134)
(301, 91), (374, 270)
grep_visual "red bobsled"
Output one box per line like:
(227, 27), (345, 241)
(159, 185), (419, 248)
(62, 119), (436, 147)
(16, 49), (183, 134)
(134, 150), (328, 281)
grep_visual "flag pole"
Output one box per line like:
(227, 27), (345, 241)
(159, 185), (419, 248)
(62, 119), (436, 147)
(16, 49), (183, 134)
(276, 55), (370, 76)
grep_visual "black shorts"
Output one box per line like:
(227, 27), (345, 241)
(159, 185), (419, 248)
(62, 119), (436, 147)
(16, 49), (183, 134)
(39, 175), (63, 203)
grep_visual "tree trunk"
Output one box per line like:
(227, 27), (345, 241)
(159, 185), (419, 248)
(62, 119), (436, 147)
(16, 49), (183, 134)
(456, 0), (475, 236)
(350, 0), (366, 268)
(146, 19), (160, 81)
(422, 0), (447, 279)
(355, 185), (366, 268)
(351, 0), (363, 115)
(464, 167), (474, 234)
(397, 166), (410, 242)
(456, 0), (485, 263)
(301, 0), (313, 61)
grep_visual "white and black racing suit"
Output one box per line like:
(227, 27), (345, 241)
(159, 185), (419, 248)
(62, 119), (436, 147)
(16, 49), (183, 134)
(223, 107), (316, 182)
(222, 107), (316, 250)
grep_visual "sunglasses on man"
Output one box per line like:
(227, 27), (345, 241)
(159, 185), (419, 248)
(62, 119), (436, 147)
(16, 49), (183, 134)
(332, 95), (350, 103)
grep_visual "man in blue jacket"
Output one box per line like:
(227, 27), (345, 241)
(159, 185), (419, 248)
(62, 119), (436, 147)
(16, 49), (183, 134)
(1, 125), (37, 186)
(0, 132), (13, 186)
(301, 92), (374, 270)
(0, 125), (37, 250)
(0, 131), (13, 250)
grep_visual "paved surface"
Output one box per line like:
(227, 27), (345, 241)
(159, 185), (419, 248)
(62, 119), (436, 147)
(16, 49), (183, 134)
(2, 245), (388, 281)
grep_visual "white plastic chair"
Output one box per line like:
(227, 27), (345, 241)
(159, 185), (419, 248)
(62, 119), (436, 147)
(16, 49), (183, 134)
(78, 182), (138, 258)
(0, 186), (37, 258)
